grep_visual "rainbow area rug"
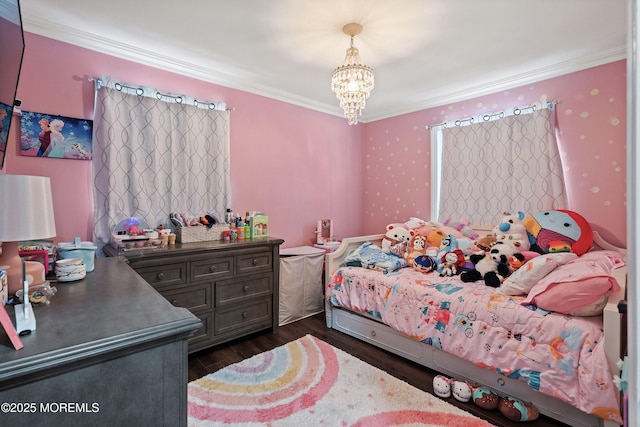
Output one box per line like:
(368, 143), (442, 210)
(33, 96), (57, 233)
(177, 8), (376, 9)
(188, 334), (495, 426)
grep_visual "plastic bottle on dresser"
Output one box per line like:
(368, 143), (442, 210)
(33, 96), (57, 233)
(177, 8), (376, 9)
(237, 217), (245, 240)
(244, 218), (250, 240)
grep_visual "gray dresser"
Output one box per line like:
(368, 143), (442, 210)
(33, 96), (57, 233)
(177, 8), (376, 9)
(0, 257), (201, 426)
(104, 237), (284, 353)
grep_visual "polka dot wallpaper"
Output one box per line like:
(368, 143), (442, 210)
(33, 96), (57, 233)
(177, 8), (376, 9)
(362, 60), (626, 246)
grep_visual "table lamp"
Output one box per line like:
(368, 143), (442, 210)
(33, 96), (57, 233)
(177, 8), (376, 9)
(0, 174), (57, 297)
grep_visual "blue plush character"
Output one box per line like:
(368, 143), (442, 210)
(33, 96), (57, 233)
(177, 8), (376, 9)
(435, 234), (458, 273)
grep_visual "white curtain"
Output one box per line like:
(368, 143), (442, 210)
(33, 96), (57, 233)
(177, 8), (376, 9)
(92, 76), (230, 253)
(432, 103), (566, 226)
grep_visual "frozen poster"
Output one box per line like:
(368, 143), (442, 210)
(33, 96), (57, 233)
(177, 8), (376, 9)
(20, 110), (93, 160)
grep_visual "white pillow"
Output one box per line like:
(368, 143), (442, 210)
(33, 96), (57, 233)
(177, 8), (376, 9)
(496, 252), (578, 296)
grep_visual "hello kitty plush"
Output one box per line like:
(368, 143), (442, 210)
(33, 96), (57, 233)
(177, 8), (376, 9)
(452, 379), (473, 402)
(433, 375), (451, 398)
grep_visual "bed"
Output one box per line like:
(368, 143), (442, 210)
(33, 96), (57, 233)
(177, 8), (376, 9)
(324, 224), (626, 427)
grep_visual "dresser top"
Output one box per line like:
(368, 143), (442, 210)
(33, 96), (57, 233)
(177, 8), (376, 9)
(104, 237), (284, 260)
(0, 257), (201, 383)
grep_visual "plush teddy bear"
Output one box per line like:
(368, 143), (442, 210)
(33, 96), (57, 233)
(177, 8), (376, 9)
(493, 211), (531, 251)
(460, 241), (516, 287)
(382, 223), (413, 257)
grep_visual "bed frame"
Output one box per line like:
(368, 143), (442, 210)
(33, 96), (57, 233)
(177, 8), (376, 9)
(324, 226), (626, 427)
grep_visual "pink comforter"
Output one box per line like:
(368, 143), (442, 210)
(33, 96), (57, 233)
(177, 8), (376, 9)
(327, 266), (621, 423)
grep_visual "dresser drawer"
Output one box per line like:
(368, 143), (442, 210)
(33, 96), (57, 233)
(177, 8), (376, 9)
(160, 282), (211, 312)
(134, 262), (187, 288)
(237, 251), (272, 275)
(214, 298), (271, 335)
(215, 274), (272, 307)
(191, 256), (233, 281)
(187, 311), (213, 352)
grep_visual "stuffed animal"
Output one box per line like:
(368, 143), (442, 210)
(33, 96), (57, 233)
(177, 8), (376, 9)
(435, 234), (458, 272)
(433, 375), (451, 398)
(413, 254), (437, 273)
(439, 249), (465, 277)
(412, 225), (448, 248)
(474, 233), (497, 252)
(523, 209), (593, 256)
(451, 379), (473, 402)
(456, 237), (484, 256)
(498, 396), (539, 422)
(460, 241), (516, 287)
(382, 223), (413, 256)
(493, 211), (530, 251)
(508, 251), (540, 271)
(404, 233), (428, 266)
(472, 385), (500, 410)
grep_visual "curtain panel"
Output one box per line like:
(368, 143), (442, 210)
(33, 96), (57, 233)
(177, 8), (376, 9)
(92, 77), (230, 253)
(435, 105), (566, 226)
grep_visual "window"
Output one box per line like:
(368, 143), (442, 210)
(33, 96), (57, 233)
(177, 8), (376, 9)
(429, 103), (566, 226)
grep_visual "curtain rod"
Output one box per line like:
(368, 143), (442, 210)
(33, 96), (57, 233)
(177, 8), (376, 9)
(426, 100), (561, 130)
(89, 76), (233, 111)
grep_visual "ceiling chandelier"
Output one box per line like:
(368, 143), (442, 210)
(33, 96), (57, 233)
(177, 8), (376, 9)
(331, 23), (374, 125)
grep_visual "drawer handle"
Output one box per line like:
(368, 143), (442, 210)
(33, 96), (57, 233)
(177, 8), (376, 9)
(157, 272), (165, 280)
(209, 265), (217, 273)
(496, 378), (506, 386)
(252, 259), (258, 266)
(242, 311), (248, 318)
(370, 330), (376, 337)
(243, 285), (250, 292)
(171, 299), (178, 306)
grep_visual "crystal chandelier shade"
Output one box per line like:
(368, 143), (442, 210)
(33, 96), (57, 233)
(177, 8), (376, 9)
(331, 23), (374, 125)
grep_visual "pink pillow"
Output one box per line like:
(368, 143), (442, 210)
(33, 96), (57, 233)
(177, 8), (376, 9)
(522, 251), (624, 315)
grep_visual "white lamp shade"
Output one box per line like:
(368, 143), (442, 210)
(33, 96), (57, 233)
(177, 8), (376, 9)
(0, 174), (57, 241)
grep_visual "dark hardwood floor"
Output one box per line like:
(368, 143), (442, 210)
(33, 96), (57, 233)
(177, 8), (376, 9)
(188, 312), (568, 427)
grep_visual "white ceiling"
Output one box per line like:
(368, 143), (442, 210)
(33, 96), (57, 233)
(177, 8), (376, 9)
(20, 0), (627, 123)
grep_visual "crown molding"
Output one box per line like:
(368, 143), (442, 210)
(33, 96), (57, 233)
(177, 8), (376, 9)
(361, 46), (627, 123)
(23, 16), (626, 124)
(23, 15), (344, 116)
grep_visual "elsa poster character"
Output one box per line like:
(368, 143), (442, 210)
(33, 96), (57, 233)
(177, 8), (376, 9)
(43, 118), (65, 157)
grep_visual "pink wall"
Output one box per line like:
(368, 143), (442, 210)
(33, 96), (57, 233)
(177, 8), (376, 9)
(362, 61), (627, 247)
(3, 32), (626, 249)
(3, 33), (363, 249)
